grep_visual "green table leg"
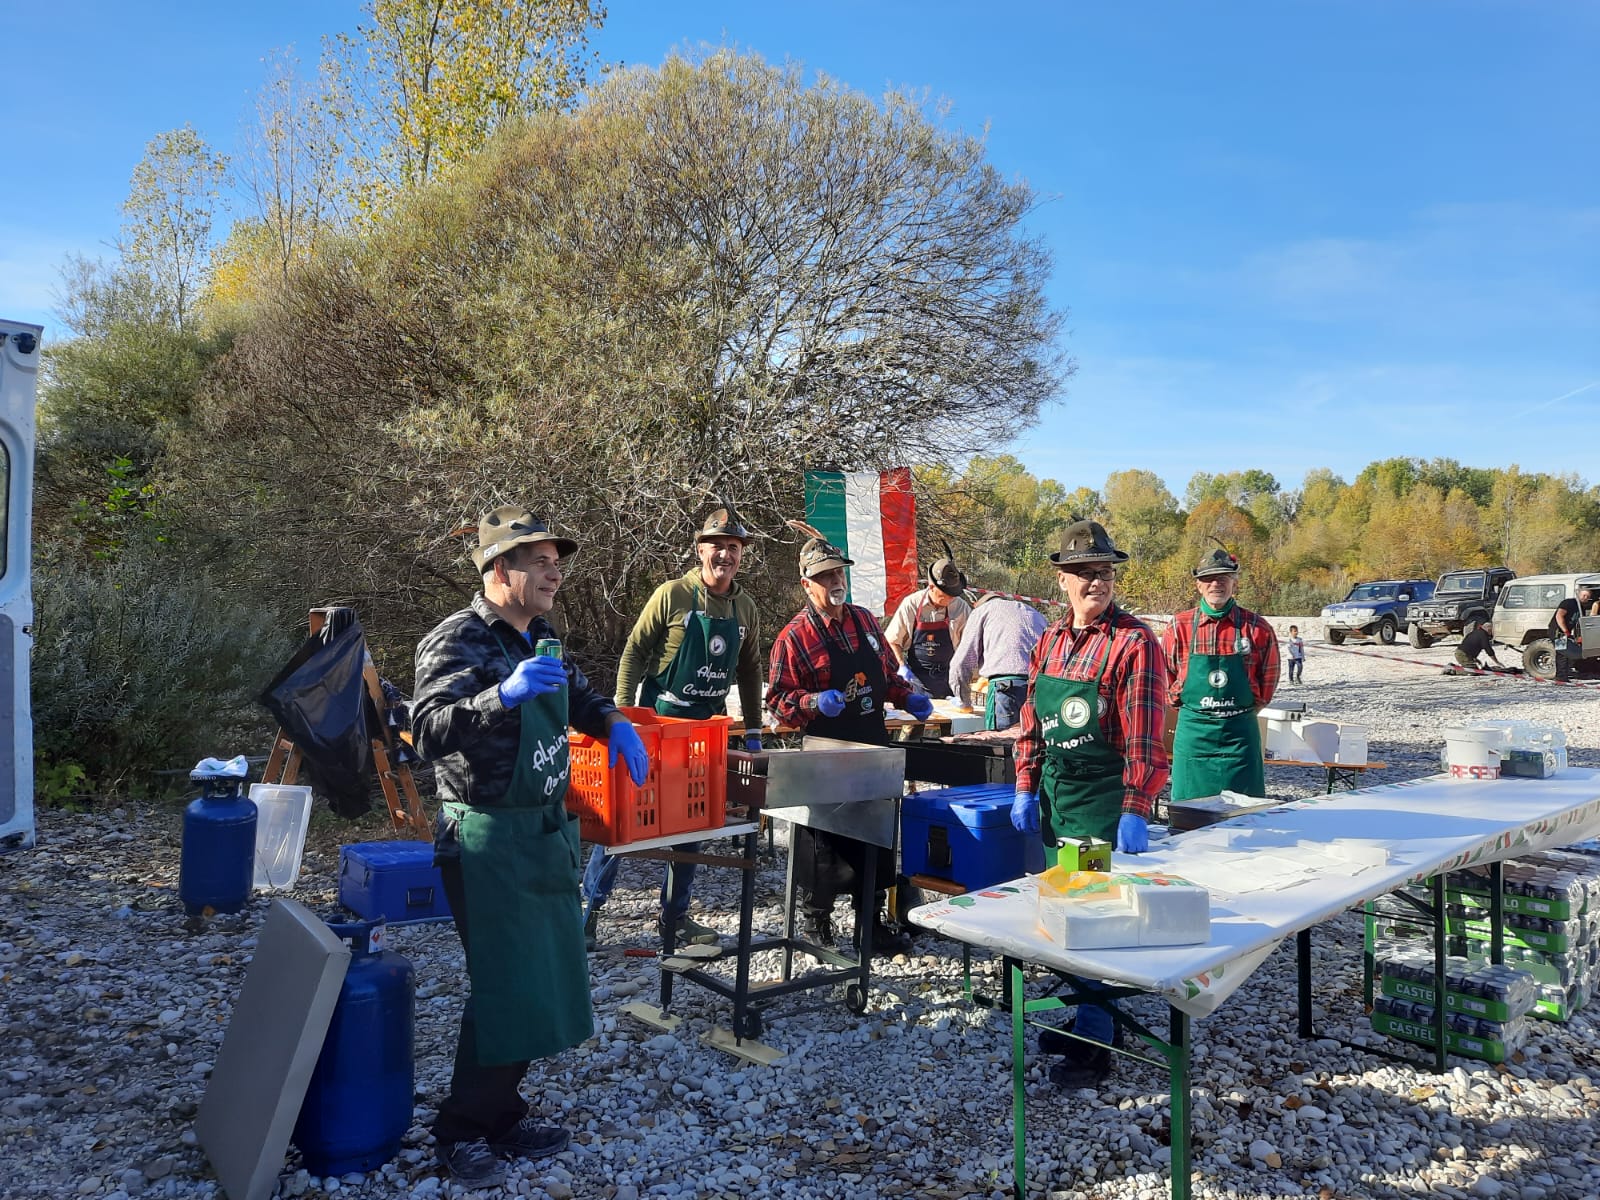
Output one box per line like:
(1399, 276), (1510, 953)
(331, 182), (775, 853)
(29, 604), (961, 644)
(1012, 959), (1028, 1200)
(1167, 1006), (1192, 1200)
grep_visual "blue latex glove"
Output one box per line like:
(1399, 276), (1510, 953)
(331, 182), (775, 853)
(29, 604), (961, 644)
(743, 731), (764, 753)
(498, 655), (566, 707)
(1010, 791), (1040, 834)
(607, 721), (650, 787)
(1116, 813), (1149, 854)
(815, 690), (847, 718)
(896, 661), (916, 683)
(904, 692), (935, 720)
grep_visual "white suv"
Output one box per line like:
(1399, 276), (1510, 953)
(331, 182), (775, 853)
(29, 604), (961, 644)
(1493, 573), (1600, 679)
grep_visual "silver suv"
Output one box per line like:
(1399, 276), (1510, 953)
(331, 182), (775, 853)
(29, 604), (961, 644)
(1492, 572), (1600, 678)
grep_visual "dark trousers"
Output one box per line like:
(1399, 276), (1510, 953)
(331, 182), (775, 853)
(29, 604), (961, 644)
(432, 857), (530, 1146)
(1287, 658), (1303, 683)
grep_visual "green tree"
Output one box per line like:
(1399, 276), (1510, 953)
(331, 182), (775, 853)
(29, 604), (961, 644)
(324, 0), (605, 211)
(121, 125), (230, 330)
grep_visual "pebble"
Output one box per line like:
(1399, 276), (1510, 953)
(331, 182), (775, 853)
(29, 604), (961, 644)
(4, 663), (1598, 1200)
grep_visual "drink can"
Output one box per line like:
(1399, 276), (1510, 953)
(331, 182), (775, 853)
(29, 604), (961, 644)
(535, 638), (563, 659)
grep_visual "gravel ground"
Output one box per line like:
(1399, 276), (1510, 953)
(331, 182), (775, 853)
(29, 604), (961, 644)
(5, 623), (1600, 1200)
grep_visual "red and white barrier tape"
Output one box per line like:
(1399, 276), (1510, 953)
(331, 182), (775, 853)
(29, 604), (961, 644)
(1311, 639), (1600, 689)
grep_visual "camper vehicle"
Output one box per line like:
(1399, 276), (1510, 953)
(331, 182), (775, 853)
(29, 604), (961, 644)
(1, 319), (40, 850)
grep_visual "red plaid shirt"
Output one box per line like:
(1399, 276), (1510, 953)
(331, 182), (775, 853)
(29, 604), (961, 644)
(1160, 605), (1281, 709)
(1014, 605), (1170, 817)
(766, 604), (916, 728)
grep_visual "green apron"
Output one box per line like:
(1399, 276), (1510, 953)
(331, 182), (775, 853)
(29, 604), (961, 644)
(1170, 608), (1265, 802)
(640, 586), (742, 719)
(1034, 620), (1124, 856)
(447, 634), (591, 1065)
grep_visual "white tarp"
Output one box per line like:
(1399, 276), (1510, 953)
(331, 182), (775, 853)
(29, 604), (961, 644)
(909, 769), (1600, 1018)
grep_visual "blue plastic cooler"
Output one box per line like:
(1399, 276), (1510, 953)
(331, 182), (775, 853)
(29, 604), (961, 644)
(338, 841), (452, 923)
(900, 784), (1045, 891)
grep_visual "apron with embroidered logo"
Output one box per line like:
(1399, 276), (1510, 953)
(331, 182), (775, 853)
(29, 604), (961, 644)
(447, 633), (591, 1064)
(640, 586), (742, 719)
(1034, 619), (1124, 855)
(1170, 609), (1265, 802)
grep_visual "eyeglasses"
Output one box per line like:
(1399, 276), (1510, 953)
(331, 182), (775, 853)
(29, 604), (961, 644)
(1062, 566), (1116, 583)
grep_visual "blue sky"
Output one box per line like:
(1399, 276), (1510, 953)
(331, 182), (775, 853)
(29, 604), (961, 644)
(3, 1), (1596, 500)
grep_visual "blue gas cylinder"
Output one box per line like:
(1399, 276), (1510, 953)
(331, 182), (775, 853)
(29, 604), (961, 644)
(292, 921), (415, 1177)
(179, 779), (257, 916)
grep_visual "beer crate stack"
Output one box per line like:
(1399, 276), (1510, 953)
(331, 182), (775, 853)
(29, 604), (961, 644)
(1369, 953), (1538, 1062)
(1366, 847), (1600, 1054)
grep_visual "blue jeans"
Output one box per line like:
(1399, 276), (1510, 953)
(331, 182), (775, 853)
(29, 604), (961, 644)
(1070, 976), (1117, 1046)
(582, 843), (698, 922)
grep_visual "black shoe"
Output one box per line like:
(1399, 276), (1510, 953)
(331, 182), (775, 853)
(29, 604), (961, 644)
(798, 911), (833, 947)
(439, 1137), (507, 1186)
(490, 1116), (571, 1161)
(583, 906), (600, 952)
(1048, 1043), (1114, 1090)
(861, 918), (911, 956)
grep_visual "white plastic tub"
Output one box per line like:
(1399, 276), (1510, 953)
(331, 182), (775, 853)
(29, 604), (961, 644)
(1441, 724), (1508, 782)
(250, 783), (314, 889)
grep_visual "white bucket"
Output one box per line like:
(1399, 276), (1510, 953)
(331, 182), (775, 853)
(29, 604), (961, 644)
(1442, 725), (1507, 782)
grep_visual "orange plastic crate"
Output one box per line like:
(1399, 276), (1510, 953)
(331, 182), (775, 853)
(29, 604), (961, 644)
(566, 708), (732, 846)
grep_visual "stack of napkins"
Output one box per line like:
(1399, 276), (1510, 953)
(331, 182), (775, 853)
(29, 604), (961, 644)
(1035, 866), (1211, 949)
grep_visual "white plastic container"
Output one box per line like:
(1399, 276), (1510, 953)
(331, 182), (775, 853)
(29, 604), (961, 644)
(1441, 724), (1508, 782)
(249, 783), (314, 890)
(1334, 723), (1369, 765)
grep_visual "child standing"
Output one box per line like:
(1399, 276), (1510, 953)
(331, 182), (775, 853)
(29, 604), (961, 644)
(1286, 625), (1305, 683)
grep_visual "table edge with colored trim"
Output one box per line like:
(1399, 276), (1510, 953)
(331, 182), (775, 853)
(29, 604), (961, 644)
(909, 769), (1600, 1200)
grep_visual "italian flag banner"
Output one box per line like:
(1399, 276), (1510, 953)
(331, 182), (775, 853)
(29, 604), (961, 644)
(804, 468), (919, 619)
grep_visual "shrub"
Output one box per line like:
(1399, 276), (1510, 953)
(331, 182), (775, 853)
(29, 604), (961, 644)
(30, 537), (294, 795)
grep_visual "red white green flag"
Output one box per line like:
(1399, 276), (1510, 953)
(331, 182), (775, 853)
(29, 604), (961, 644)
(803, 468), (918, 620)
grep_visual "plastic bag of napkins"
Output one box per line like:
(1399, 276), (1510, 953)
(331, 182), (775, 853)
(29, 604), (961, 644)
(1036, 867), (1210, 949)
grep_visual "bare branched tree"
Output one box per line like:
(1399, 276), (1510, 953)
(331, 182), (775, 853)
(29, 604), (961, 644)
(239, 49), (343, 277)
(184, 49), (1070, 684)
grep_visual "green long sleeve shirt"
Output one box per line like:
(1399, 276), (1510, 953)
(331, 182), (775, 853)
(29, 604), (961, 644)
(613, 568), (763, 729)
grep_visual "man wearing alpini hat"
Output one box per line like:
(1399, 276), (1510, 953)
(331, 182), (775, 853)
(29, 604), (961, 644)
(767, 527), (935, 952)
(884, 543), (972, 698)
(1010, 519), (1169, 1089)
(412, 505), (651, 1187)
(1160, 546), (1280, 803)
(582, 504), (766, 951)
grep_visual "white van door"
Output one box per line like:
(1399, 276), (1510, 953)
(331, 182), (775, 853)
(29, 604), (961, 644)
(0, 319), (41, 850)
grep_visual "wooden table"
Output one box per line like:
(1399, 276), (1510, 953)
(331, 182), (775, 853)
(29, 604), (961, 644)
(1266, 756), (1387, 793)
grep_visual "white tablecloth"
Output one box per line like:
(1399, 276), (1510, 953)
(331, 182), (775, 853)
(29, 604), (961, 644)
(908, 770), (1600, 1017)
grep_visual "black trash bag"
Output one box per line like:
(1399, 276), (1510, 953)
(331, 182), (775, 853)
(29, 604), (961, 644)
(260, 619), (374, 817)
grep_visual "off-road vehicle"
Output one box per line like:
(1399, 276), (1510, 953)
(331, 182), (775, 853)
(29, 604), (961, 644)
(1321, 578), (1434, 645)
(1406, 567), (1516, 648)
(1492, 572), (1600, 680)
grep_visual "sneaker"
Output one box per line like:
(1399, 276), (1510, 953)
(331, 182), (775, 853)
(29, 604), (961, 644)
(659, 913), (720, 947)
(1047, 1042), (1114, 1090)
(439, 1137), (506, 1187)
(583, 906), (600, 952)
(491, 1116), (571, 1161)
